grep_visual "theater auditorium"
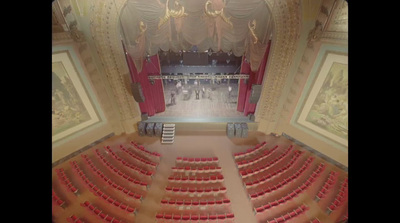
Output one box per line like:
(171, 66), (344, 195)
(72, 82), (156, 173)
(52, 0), (348, 222)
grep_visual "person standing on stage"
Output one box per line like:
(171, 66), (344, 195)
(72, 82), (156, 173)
(171, 91), (176, 105)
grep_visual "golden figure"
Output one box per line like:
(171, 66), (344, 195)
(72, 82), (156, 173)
(204, 0), (233, 27)
(158, 0), (188, 29)
(248, 19), (258, 44)
(135, 21), (147, 43)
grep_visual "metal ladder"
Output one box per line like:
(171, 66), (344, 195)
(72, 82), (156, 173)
(161, 123), (175, 144)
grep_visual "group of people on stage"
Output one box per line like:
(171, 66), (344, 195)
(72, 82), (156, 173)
(169, 80), (233, 105)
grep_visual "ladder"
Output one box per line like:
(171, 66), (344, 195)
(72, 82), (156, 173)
(162, 123), (175, 144)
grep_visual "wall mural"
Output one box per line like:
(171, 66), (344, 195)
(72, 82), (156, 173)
(293, 50), (348, 148)
(52, 63), (91, 135)
(52, 48), (101, 142)
(305, 62), (348, 139)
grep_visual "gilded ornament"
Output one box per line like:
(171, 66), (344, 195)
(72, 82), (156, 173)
(248, 20), (258, 44)
(158, 0), (188, 29)
(204, 0), (232, 27)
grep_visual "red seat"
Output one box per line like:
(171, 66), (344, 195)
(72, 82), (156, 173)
(218, 214), (225, 220)
(182, 215), (190, 221)
(200, 215), (208, 220)
(191, 214), (199, 220)
(283, 213), (290, 220)
(173, 214), (181, 220)
(209, 215), (217, 220)
(255, 206), (264, 213)
(164, 214), (172, 220)
(156, 213), (163, 219)
(226, 213), (234, 219)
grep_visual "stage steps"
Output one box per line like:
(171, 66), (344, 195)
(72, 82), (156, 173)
(162, 123), (175, 144)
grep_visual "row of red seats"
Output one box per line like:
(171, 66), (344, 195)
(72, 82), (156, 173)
(52, 189), (65, 207)
(315, 171), (340, 201)
(69, 160), (137, 213)
(168, 174), (224, 183)
(327, 178), (348, 213)
(66, 215), (84, 223)
(119, 146), (158, 168)
(240, 149), (301, 179)
(165, 186), (227, 195)
(55, 168), (79, 194)
(310, 218), (321, 223)
(81, 154), (147, 200)
(100, 148), (155, 177)
(96, 148), (151, 185)
(156, 212), (234, 221)
(266, 204), (308, 223)
(130, 141), (161, 160)
(236, 145), (282, 168)
(172, 165), (222, 174)
(81, 201), (123, 223)
(176, 156), (219, 164)
(243, 151), (303, 187)
(254, 163), (326, 214)
(249, 156), (315, 199)
(161, 198), (231, 206)
(233, 141), (267, 159)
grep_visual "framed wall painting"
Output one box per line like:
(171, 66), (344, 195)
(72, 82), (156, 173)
(52, 45), (104, 143)
(291, 45), (348, 150)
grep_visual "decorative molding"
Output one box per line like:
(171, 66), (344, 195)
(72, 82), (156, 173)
(89, 0), (141, 132)
(270, 0), (348, 135)
(255, 0), (302, 133)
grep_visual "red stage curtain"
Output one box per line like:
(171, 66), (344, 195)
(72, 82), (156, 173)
(123, 42), (165, 116)
(237, 41), (271, 116)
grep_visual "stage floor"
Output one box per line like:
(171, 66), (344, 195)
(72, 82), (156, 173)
(155, 81), (244, 119)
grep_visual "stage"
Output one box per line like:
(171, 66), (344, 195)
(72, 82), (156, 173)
(155, 80), (244, 119)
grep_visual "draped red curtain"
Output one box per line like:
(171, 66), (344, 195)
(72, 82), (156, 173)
(236, 41), (271, 116)
(123, 42), (165, 117)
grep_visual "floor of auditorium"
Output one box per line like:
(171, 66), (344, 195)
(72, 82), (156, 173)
(52, 131), (348, 223)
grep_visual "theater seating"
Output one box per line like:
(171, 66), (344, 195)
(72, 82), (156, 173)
(327, 178), (348, 214)
(66, 215), (84, 223)
(156, 156), (234, 222)
(233, 141), (347, 223)
(69, 160), (138, 214)
(81, 201), (123, 223)
(52, 189), (66, 208)
(95, 148), (154, 178)
(55, 168), (79, 194)
(266, 204), (309, 223)
(130, 141), (161, 161)
(233, 141), (267, 159)
(53, 139), (347, 223)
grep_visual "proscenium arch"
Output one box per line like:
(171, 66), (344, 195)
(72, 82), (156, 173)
(89, 0), (301, 133)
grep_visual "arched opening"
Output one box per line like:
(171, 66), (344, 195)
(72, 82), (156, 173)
(118, 0), (274, 121)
